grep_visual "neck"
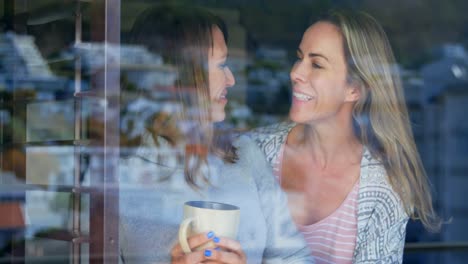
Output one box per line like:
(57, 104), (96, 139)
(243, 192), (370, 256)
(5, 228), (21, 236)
(288, 114), (362, 169)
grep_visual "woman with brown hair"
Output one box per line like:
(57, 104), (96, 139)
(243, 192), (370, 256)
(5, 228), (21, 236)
(118, 4), (313, 264)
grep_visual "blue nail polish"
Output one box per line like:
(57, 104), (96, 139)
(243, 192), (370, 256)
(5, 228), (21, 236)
(204, 249), (212, 257)
(215, 247), (220, 251)
(213, 236), (220, 243)
(206, 231), (214, 239)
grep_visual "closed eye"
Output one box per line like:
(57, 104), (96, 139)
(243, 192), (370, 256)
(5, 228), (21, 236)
(312, 62), (323, 69)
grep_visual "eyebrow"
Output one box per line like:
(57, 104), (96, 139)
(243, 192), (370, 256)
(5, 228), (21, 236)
(309, 53), (329, 62)
(297, 49), (329, 61)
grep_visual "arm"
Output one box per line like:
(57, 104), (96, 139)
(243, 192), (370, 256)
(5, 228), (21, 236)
(259, 174), (314, 264)
(239, 136), (313, 263)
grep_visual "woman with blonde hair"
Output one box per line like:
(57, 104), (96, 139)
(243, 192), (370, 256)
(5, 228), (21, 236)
(250, 10), (439, 263)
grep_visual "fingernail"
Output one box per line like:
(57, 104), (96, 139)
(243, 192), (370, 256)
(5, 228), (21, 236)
(204, 249), (212, 257)
(213, 236), (220, 243)
(215, 247), (220, 251)
(206, 231), (214, 239)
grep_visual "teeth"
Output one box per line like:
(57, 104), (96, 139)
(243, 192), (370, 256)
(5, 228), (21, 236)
(219, 90), (227, 99)
(293, 92), (313, 101)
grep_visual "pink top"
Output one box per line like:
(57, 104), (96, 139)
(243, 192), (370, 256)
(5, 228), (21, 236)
(275, 145), (358, 264)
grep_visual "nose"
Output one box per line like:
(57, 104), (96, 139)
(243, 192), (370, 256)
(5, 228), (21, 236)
(225, 67), (236, 87)
(290, 61), (306, 83)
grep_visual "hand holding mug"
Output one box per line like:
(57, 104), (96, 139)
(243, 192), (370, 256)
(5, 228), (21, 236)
(170, 231), (246, 263)
(171, 201), (246, 263)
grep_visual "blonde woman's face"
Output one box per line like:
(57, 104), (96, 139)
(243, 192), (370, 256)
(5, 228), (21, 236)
(289, 22), (359, 124)
(208, 26), (236, 122)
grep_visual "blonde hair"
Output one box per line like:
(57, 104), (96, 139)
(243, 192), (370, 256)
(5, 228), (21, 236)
(323, 10), (440, 231)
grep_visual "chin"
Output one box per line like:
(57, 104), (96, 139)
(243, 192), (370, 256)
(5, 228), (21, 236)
(289, 111), (303, 123)
(212, 112), (226, 123)
(289, 111), (311, 124)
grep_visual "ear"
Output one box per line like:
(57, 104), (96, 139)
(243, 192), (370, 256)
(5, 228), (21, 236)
(345, 82), (361, 102)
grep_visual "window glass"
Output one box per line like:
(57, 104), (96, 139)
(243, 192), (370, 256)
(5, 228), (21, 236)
(1, 0), (467, 263)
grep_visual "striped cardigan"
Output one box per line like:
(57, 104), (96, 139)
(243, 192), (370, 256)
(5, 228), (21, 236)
(248, 122), (409, 264)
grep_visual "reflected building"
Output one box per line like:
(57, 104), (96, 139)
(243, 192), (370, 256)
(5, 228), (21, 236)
(256, 46), (289, 67)
(72, 42), (181, 145)
(398, 45), (468, 263)
(419, 43), (468, 264)
(73, 42), (178, 91)
(421, 43), (468, 99)
(0, 32), (66, 99)
(247, 46), (290, 117)
(402, 68), (438, 264)
(0, 32), (67, 253)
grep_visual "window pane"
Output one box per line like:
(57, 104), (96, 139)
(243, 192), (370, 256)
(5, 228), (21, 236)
(1, 0), (118, 262)
(1, 0), (467, 263)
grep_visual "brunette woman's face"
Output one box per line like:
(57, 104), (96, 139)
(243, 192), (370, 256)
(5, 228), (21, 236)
(289, 22), (359, 124)
(208, 26), (235, 122)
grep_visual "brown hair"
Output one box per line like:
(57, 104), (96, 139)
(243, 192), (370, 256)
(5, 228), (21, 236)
(130, 3), (237, 188)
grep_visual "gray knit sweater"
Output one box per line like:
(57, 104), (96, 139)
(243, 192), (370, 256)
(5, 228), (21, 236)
(118, 135), (314, 263)
(248, 122), (409, 264)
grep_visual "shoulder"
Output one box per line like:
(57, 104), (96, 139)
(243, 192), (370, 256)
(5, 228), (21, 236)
(233, 135), (269, 166)
(232, 135), (277, 187)
(244, 122), (294, 165)
(247, 121), (295, 142)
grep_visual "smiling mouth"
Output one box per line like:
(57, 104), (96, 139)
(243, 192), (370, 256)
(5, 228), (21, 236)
(293, 91), (313, 101)
(218, 90), (228, 100)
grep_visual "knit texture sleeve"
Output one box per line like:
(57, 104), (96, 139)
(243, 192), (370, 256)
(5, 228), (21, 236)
(354, 153), (409, 264)
(354, 214), (408, 263)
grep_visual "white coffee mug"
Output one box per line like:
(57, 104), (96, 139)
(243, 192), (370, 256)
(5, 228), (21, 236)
(178, 201), (240, 253)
